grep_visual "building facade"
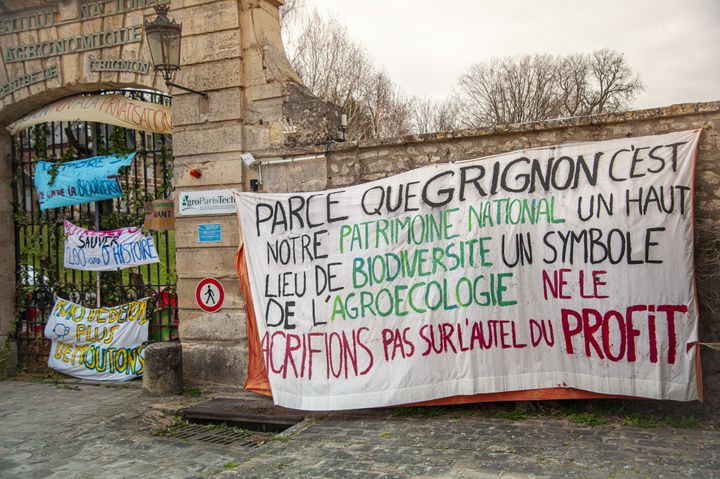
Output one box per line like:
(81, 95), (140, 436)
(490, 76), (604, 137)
(0, 0), (717, 402)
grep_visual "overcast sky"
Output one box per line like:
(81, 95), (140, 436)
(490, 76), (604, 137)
(299, 0), (719, 109)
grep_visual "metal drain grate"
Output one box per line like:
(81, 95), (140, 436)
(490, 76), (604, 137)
(180, 398), (305, 433)
(166, 424), (271, 447)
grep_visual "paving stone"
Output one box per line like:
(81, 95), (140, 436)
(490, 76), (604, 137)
(2, 379), (720, 478)
(0, 380), (260, 479)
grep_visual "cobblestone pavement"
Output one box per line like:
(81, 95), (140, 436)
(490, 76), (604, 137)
(0, 380), (260, 479)
(222, 412), (720, 479)
(2, 380), (720, 479)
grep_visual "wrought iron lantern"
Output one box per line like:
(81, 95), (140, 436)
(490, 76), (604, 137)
(144, 4), (208, 98)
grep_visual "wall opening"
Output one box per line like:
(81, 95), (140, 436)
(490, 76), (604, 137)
(12, 89), (178, 371)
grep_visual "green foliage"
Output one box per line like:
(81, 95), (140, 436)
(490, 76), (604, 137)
(198, 422), (253, 436)
(155, 416), (256, 440)
(32, 124), (48, 159)
(495, 410), (527, 421)
(154, 416), (188, 436)
(560, 400), (582, 416)
(185, 387), (202, 398)
(45, 133), (78, 187)
(664, 415), (700, 429)
(392, 406), (448, 417)
(25, 371), (79, 390)
(0, 338), (14, 379)
(108, 126), (134, 155)
(566, 412), (609, 426)
(622, 414), (659, 428)
(461, 409), (492, 417)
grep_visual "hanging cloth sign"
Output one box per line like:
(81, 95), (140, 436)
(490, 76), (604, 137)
(7, 94), (173, 135)
(63, 220), (160, 271)
(235, 130), (702, 411)
(34, 152), (135, 211)
(44, 297), (149, 381)
(143, 199), (175, 231)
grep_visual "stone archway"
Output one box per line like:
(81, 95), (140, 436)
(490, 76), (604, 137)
(0, 0), (172, 373)
(0, 0), (341, 385)
(10, 87), (176, 370)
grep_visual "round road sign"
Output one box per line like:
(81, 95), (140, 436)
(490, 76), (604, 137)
(196, 277), (224, 313)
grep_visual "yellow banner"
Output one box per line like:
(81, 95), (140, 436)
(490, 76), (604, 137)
(7, 94), (172, 135)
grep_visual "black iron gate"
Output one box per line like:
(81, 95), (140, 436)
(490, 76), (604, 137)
(12, 89), (178, 371)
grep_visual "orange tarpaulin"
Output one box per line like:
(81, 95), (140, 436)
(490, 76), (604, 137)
(237, 244), (271, 396)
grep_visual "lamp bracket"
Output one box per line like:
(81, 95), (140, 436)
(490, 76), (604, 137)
(166, 81), (208, 99)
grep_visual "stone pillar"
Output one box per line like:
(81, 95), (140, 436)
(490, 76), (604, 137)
(172, 0), (337, 387)
(0, 131), (16, 376)
(171, 0), (252, 386)
(143, 342), (183, 395)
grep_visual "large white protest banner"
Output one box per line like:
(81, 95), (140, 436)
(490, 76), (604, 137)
(64, 221), (159, 271)
(235, 130), (702, 411)
(44, 297), (149, 381)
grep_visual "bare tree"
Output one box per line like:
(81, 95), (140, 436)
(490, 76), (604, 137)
(453, 50), (643, 128)
(290, 12), (372, 139)
(363, 72), (414, 138)
(584, 49), (644, 115)
(280, 0), (303, 26)
(411, 97), (458, 134)
(289, 11), (414, 140)
(283, 8), (643, 136)
(558, 53), (590, 117)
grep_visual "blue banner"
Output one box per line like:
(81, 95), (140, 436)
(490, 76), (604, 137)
(34, 153), (136, 211)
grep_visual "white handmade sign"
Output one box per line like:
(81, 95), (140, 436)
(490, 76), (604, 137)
(44, 297), (149, 381)
(64, 221), (159, 271)
(235, 130), (702, 411)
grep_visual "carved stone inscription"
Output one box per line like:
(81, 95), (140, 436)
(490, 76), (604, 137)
(0, 67), (58, 99)
(0, 9), (58, 34)
(90, 58), (150, 74)
(4, 25), (142, 63)
(0, 0), (165, 99)
(81, 0), (170, 19)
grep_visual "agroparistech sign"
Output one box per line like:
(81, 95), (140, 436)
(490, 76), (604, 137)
(178, 189), (236, 216)
(236, 130), (702, 411)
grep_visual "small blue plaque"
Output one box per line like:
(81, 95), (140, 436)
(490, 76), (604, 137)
(198, 223), (222, 243)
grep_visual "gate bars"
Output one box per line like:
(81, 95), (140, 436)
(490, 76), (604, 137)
(12, 89), (178, 370)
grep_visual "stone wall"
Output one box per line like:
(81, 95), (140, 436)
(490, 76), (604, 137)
(240, 101), (720, 407)
(0, 131), (14, 375)
(1, 0), (718, 393)
(245, 102), (720, 345)
(170, 0), (246, 387)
